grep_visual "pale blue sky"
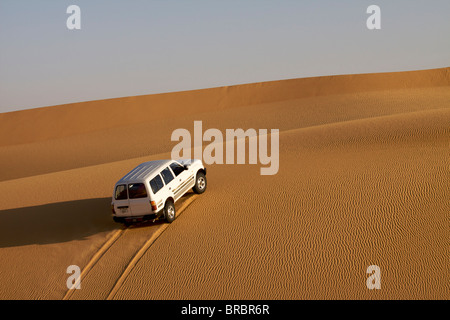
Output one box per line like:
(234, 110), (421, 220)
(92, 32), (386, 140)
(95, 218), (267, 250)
(0, 0), (449, 113)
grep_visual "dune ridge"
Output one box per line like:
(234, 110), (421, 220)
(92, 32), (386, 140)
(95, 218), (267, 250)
(0, 67), (448, 147)
(1, 85), (449, 182)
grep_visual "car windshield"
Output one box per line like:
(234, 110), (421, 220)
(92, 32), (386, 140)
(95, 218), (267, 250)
(128, 183), (148, 199)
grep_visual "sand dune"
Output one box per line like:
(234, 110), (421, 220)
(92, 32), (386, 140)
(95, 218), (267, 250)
(0, 67), (448, 148)
(0, 68), (448, 299)
(1, 86), (449, 182)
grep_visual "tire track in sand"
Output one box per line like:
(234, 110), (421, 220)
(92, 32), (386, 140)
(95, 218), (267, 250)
(63, 228), (125, 300)
(64, 193), (197, 300)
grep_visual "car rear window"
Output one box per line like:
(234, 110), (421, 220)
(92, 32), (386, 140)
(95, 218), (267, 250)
(150, 175), (164, 195)
(128, 183), (148, 199)
(115, 184), (127, 200)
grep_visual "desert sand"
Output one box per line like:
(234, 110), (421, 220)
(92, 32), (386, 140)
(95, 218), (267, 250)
(0, 68), (448, 299)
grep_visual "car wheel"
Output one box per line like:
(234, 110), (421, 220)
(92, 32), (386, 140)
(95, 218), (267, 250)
(164, 200), (176, 223)
(123, 220), (132, 227)
(193, 172), (207, 194)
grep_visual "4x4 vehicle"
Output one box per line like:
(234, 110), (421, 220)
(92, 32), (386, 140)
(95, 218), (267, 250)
(111, 159), (207, 225)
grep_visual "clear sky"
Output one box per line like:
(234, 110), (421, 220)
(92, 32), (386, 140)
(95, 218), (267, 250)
(0, 0), (449, 113)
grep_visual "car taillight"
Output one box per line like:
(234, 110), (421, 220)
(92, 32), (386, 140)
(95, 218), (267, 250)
(111, 204), (115, 214)
(150, 201), (157, 211)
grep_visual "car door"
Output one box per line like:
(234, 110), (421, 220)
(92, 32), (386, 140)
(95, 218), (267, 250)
(128, 182), (152, 216)
(169, 161), (195, 200)
(114, 184), (131, 217)
(160, 166), (178, 199)
(149, 174), (166, 213)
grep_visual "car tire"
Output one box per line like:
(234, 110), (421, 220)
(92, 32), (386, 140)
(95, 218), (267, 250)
(164, 200), (176, 223)
(193, 172), (207, 194)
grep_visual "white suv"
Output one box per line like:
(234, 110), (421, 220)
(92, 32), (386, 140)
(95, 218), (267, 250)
(111, 159), (207, 225)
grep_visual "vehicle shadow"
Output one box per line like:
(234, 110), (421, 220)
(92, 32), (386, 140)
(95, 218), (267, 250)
(0, 192), (198, 248)
(0, 197), (118, 248)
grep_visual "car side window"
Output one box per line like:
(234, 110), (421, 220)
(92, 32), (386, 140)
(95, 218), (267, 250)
(115, 184), (127, 200)
(149, 175), (164, 194)
(161, 167), (174, 184)
(170, 162), (185, 177)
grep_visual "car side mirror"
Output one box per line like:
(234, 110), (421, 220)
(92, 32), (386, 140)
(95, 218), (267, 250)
(183, 164), (190, 170)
